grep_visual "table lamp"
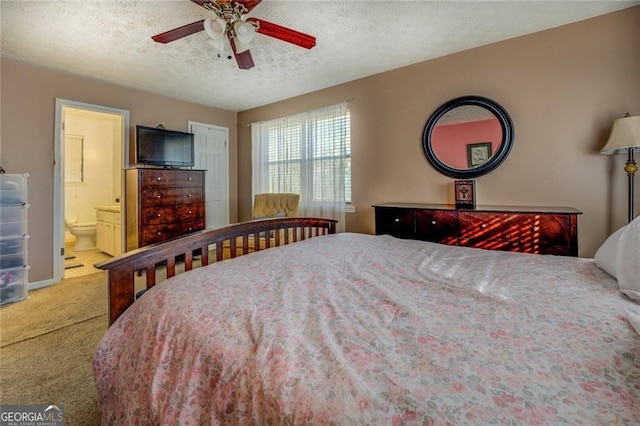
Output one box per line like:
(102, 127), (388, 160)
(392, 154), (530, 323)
(600, 113), (640, 223)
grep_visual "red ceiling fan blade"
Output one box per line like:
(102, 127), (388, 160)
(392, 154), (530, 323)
(246, 17), (316, 49)
(229, 38), (255, 69)
(191, 0), (262, 13)
(152, 20), (205, 43)
(235, 0), (263, 13)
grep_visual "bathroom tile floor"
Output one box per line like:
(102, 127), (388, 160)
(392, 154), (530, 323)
(64, 242), (112, 278)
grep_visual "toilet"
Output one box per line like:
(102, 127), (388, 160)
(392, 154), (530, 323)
(66, 218), (97, 252)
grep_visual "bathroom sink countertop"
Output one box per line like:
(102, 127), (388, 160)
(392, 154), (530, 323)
(96, 205), (121, 213)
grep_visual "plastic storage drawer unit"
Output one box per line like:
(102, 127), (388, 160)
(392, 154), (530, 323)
(0, 265), (29, 304)
(0, 173), (29, 305)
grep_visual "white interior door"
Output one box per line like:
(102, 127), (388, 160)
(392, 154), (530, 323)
(189, 121), (229, 229)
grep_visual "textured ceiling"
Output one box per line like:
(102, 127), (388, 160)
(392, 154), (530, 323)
(1, 1), (638, 112)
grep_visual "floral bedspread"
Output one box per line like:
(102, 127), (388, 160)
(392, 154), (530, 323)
(93, 233), (640, 424)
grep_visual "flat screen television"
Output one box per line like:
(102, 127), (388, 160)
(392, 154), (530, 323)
(135, 125), (195, 167)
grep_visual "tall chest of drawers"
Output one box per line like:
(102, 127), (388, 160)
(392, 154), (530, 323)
(374, 203), (582, 256)
(126, 168), (206, 251)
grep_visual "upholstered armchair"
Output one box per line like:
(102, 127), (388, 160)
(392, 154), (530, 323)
(252, 193), (300, 219)
(222, 193), (301, 259)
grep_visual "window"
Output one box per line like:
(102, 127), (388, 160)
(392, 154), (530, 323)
(264, 111), (350, 202)
(252, 102), (351, 231)
(65, 134), (84, 183)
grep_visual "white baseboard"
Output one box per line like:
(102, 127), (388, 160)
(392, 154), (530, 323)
(28, 278), (59, 291)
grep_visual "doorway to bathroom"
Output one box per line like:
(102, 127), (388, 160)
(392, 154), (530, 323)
(53, 99), (130, 284)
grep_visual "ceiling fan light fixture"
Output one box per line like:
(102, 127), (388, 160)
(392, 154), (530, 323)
(234, 21), (256, 44)
(153, 0), (316, 69)
(204, 16), (226, 40)
(208, 37), (226, 53)
(233, 39), (251, 54)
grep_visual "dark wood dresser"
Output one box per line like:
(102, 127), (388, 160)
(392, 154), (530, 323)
(125, 168), (206, 251)
(373, 203), (582, 256)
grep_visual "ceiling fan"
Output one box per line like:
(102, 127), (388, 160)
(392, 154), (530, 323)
(152, 0), (316, 70)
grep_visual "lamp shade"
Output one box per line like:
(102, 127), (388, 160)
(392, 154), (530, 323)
(234, 21), (256, 44)
(208, 38), (226, 53)
(600, 115), (640, 155)
(204, 17), (226, 41)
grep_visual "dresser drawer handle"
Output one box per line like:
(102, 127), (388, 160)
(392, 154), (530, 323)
(156, 195), (161, 199)
(157, 213), (162, 217)
(187, 194), (192, 197)
(188, 177), (193, 181)
(188, 227), (193, 231)
(157, 231), (162, 235)
(156, 177), (162, 181)
(431, 220), (436, 225)
(394, 218), (400, 222)
(481, 223), (487, 228)
(188, 210), (192, 214)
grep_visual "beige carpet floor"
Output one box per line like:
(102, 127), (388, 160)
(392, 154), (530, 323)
(0, 272), (109, 426)
(0, 272), (108, 346)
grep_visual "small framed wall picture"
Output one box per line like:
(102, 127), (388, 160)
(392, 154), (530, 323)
(454, 180), (476, 209)
(467, 142), (492, 168)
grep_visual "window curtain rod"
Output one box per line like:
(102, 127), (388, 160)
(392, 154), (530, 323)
(240, 97), (356, 128)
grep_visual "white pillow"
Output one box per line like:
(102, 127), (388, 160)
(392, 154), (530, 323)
(594, 225), (625, 277)
(594, 216), (640, 302)
(627, 310), (640, 335)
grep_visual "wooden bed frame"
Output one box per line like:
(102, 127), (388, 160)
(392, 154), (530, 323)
(95, 217), (337, 325)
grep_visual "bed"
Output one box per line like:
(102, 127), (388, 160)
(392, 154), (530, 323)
(93, 217), (640, 424)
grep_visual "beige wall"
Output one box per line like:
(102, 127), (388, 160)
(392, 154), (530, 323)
(237, 6), (640, 258)
(0, 58), (238, 282)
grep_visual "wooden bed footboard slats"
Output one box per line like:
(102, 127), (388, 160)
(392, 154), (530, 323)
(95, 217), (337, 325)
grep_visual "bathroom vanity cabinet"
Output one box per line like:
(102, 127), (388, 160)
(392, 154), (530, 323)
(96, 206), (122, 256)
(0, 173), (29, 305)
(125, 168), (206, 251)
